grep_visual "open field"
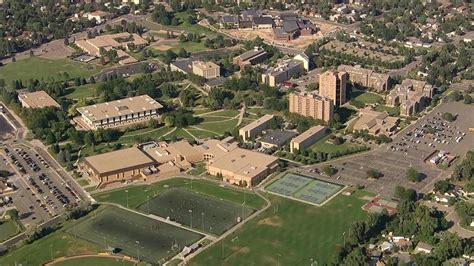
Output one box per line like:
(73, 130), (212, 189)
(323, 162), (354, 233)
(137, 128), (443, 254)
(71, 206), (203, 264)
(0, 223), (103, 265)
(310, 134), (364, 154)
(349, 90), (383, 104)
(0, 57), (101, 85)
(65, 83), (98, 99)
(53, 256), (136, 266)
(266, 173), (343, 205)
(190, 190), (371, 265)
(93, 177), (266, 211)
(0, 220), (21, 242)
(375, 105), (401, 116)
(137, 188), (254, 235)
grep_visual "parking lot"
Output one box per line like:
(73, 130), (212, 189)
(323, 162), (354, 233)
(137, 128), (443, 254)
(2, 144), (82, 225)
(314, 102), (473, 197)
(0, 153), (51, 226)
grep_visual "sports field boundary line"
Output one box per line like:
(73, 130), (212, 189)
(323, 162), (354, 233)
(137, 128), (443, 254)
(100, 203), (213, 240)
(43, 253), (139, 266)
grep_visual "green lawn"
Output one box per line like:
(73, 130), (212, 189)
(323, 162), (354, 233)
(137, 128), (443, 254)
(54, 257), (136, 266)
(0, 220), (21, 242)
(311, 134), (364, 154)
(350, 90), (383, 104)
(64, 83), (98, 99)
(190, 190), (371, 265)
(0, 57), (101, 85)
(195, 118), (239, 135)
(187, 162), (207, 175)
(199, 109), (240, 118)
(92, 177), (266, 210)
(0, 222), (102, 265)
(77, 179), (90, 186)
(375, 105), (401, 116)
(185, 128), (217, 139)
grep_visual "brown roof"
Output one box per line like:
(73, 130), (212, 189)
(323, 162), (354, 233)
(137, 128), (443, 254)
(84, 147), (154, 175)
(209, 148), (278, 179)
(291, 125), (327, 144)
(18, 91), (60, 108)
(77, 95), (163, 122)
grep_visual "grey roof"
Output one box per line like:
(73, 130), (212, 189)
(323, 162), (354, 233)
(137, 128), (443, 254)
(259, 130), (298, 146)
(274, 27), (288, 37)
(253, 16), (275, 26)
(242, 9), (259, 17)
(264, 59), (302, 76)
(238, 49), (267, 61)
(171, 59), (194, 74)
(204, 77), (227, 88)
(221, 15), (239, 24)
(280, 13), (298, 21)
(283, 21), (299, 33)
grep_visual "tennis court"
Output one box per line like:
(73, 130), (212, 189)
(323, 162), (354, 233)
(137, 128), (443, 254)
(265, 173), (343, 205)
(69, 206), (203, 264)
(137, 188), (254, 235)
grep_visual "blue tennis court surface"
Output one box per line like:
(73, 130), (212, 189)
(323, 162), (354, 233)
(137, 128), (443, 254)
(266, 173), (343, 205)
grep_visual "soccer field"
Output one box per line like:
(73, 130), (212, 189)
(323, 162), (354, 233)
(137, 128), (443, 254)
(70, 206), (203, 264)
(137, 188), (254, 235)
(190, 190), (372, 265)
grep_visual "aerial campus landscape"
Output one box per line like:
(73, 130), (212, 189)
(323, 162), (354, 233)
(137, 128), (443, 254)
(0, 0), (472, 266)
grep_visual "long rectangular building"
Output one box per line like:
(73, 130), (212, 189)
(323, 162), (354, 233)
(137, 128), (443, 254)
(82, 147), (155, 185)
(76, 95), (163, 130)
(289, 91), (333, 123)
(239, 114), (275, 142)
(337, 65), (390, 92)
(18, 91), (60, 109)
(290, 125), (327, 153)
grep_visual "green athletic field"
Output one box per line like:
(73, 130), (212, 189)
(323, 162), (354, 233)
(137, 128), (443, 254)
(190, 190), (372, 265)
(93, 177), (266, 211)
(137, 188), (254, 235)
(69, 206), (203, 265)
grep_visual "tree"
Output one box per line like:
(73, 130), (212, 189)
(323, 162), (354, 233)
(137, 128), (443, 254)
(442, 112), (456, 122)
(322, 166), (337, 176)
(434, 180), (452, 193)
(342, 247), (366, 266)
(366, 169), (382, 179)
(463, 94), (472, 104)
(406, 167), (423, 182)
(394, 185), (417, 201)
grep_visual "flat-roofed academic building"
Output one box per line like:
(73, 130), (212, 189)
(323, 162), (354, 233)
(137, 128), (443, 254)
(82, 147), (155, 185)
(200, 138), (279, 188)
(192, 61), (220, 79)
(75, 95), (163, 130)
(18, 91), (60, 109)
(290, 125), (328, 153)
(238, 114), (275, 142)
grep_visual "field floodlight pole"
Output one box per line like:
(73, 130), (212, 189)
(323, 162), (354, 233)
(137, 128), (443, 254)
(147, 196), (150, 215)
(201, 212), (204, 231)
(277, 253), (281, 266)
(343, 232), (346, 248)
(189, 209), (193, 228)
(125, 190), (129, 209)
(135, 240), (140, 261)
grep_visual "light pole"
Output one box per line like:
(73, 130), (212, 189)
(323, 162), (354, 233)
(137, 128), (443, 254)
(201, 212), (205, 231)
(125, 190), (129, 209)
(343, 232), (346, 248)
(147, 196), (150, 214)
(189, 209), (193, 228)
(210, 226), (212, 235)
(276, 253), (281, 266)
(135, 240), (140, 261)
